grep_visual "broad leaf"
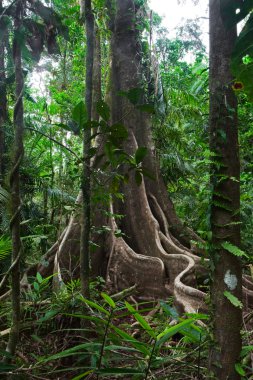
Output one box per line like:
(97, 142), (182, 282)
(235, 363), (246, 376)
(36, 272), (43, 284)
(96, 100), (110, 122)
(137, 103), (155, 114)
(110, 123), (128, 142)
(135, 147), (148, 165)
(156, 319), (195, 347)
(160, 301), (179, 320)
(101, 292), (116, 309)
(119, 87), (143, 105)
(72, 101), (87, 127)
(231, 13), (253, 100)
(224, 291), (243, 308)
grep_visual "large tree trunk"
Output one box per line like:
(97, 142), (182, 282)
(37, 0), (253, 317)
(41, 0), (207, 313)
(209, 1), (242, 379)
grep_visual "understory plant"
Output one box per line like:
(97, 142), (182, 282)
(0, 286), (209, 379)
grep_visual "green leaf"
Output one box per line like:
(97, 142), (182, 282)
(24, 92), (36, 104)
(38, 309), (58, 323)
(33, 282), (40, 292)
(0, 349), (12, 357)
(72, 370), (94, 380)
(231, 12), (253, 100)
(119, 87), (143, 105)
(110, 123), (128, 142)
(180, 323), (203, 343)
(96, 100), (110, 122)
(79, 297), (110, 316)
(101, 292), (116, 309)
(0, 364), (16, 373)
(39, 343), (101, 363)
(112, 326), (150, 356)
(235, 363), (246, 376)
(104, 345), (140, 353)
(97, 368), (144, 375)
(72, 101), (87, 127)
(65, 313), (108, 326)
(156, 319), (195, 347)
(185, 313), (209, 320)
(0, 236), (12, 261)
(241, 345), (253, 357)
(56, 122), (80, 134)
(135, 147), (148, 165)
(135, 171), (143, 186)
(221, 242), (248, 258)
(136, 103), (155, 114)
(141, 167), (155, 181)
(36, 272), (43, 284)
(212, 200), (232, 211)
(125, 302), (156, 338)
(104, 142), (115, 162)
(224, 291), (243, 309)
(0, 186), (10, 204)
(160, 301), (179, 320)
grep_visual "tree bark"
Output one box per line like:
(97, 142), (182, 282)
(99, 0), (207, 310)
(209, 1), (242, 379)
(0, 0), (7, 186)
(80, 0), (94, 298)
(6, 0), (24, 356)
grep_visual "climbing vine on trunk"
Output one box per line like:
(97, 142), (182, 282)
(6, 0), (24, 357)
(209, 0), (242, 378)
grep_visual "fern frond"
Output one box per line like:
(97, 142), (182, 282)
(0, 187), (10, 205)
(0, 236), (12, 262)
(221, 241), (248, 258)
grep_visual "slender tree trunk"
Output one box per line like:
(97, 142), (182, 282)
(80, 0), (94, 297)
(209, 1), (242, 379)
(91, 25), (101, 122)
(6, 0), (24, 356)
(0, 0), (7, 186)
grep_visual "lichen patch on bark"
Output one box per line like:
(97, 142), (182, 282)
(224, 270), (238, 291)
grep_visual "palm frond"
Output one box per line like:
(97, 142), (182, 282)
(0, 186), (10, 205)
(0, 236), (12, 262)
(48, 188), (76, 203)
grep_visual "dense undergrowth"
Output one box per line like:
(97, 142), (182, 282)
(1, 275), (210, 379)
(0, 274), (252, 379)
